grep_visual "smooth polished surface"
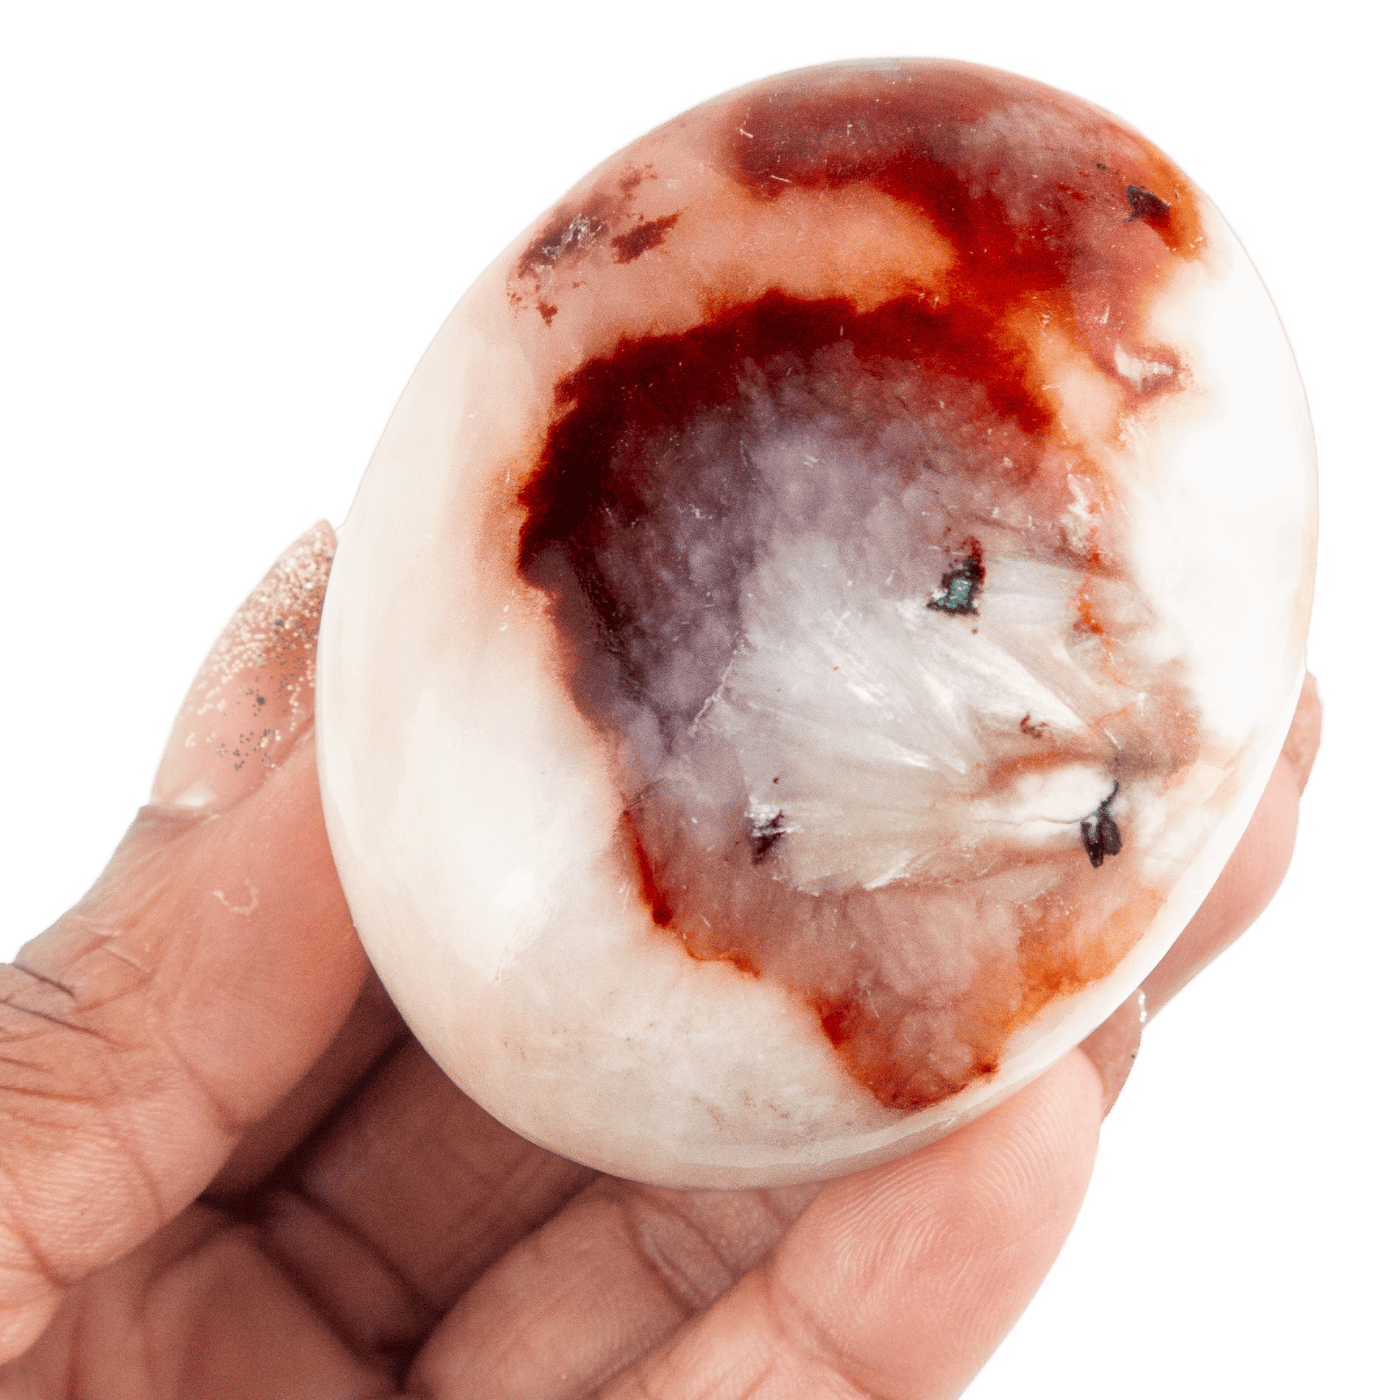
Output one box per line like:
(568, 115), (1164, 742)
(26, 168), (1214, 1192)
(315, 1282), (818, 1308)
(317, 60), (1315, 1187)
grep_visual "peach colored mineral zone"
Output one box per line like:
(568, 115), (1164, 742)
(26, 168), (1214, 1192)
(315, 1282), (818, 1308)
(318, 60), (1314, 1186)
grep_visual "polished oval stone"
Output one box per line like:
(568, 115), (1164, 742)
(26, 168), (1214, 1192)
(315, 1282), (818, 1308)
(316, 59), (1315, 1188)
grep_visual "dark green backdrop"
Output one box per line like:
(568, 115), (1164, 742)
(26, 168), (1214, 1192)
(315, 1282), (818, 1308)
(5, 5), (1388, 1394)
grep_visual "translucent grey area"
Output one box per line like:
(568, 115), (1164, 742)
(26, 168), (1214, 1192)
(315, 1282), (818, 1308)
(542, 346), (1156, 896)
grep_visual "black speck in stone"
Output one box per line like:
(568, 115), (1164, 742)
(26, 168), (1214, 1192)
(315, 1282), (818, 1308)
(750, 812), (786, 864)
(1125, 184), (1172, 226)
(928, 539), (985, 616)
(1081, 782), (1123, 869)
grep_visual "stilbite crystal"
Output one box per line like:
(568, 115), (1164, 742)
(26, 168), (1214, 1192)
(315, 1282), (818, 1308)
(316, 59), (1315, 1187)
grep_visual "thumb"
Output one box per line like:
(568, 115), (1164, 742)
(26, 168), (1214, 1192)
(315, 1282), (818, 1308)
(0, 524), (367, 1362)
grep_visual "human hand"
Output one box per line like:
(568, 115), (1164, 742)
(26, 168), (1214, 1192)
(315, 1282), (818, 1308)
(0, 524), (1321, 1398)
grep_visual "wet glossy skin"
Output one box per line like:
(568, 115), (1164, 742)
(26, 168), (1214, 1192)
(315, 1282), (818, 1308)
(316, 60), (1314, 1185)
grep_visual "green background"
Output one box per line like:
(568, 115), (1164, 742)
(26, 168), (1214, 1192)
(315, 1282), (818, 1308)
(2, 5), (1388, 1394)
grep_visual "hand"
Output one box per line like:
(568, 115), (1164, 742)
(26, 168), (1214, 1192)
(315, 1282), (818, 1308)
(0, 525), (1321, 1399)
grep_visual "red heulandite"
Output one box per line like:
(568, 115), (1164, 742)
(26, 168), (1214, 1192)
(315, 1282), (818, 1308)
(317, 60), (1315, 1186)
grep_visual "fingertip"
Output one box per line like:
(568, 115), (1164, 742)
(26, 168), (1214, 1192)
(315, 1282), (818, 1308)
(764, 1055), (1103, 1398)
(1077, 990), (1147, 1118)
(151, 522), (336, 814)
(1140, 752), (1301, 1019)
(1281, 671), (1322, 796)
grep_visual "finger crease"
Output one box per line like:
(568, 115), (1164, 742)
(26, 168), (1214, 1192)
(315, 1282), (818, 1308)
(761, 1267), (899, 1400)
(93, 942), (155, 981)
(249, 1218), (405, 1381)
(7, 963), (78, 1000)
(86, 1090), (172, 1228)
(723, 1354), (783, 1400)
(201, 1024), (415, 1215)
(0, 1152), (72, 1291)
(0, 1078), (91, 1103)
(153, 1024), (254, 1141)
(623, 1195), (735, 1315)
(284, 1183), (439, 1322)
(0, 997), (119, 1045)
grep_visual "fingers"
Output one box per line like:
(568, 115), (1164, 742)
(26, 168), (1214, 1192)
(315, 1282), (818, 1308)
(1079, 673), (1322, 1111)
(240, 1040), (595, 1360)
(203, 971), (408, 1198)
(0, 526), (367, 1363)
(406, 1054), (1101, 1400)
(10, 1207), (393, 1400)
(603, 1055), (1100, 1400)
(408, 1176), (817, 1398)
(759, 1056), (1101, 1400)
(1141, 674), (1320, 1020)
(9, 1027), (597, 1389)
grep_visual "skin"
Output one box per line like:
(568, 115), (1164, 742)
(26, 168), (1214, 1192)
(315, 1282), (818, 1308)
(0, 525), (1320, 1399)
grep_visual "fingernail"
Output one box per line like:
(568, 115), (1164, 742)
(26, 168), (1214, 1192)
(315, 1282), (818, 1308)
(1078, 989), (1147, 1118)
(151, 522), (337, 813)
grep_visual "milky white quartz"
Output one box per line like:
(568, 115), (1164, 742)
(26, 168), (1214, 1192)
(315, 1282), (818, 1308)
(316, 60), (1315, 1187)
